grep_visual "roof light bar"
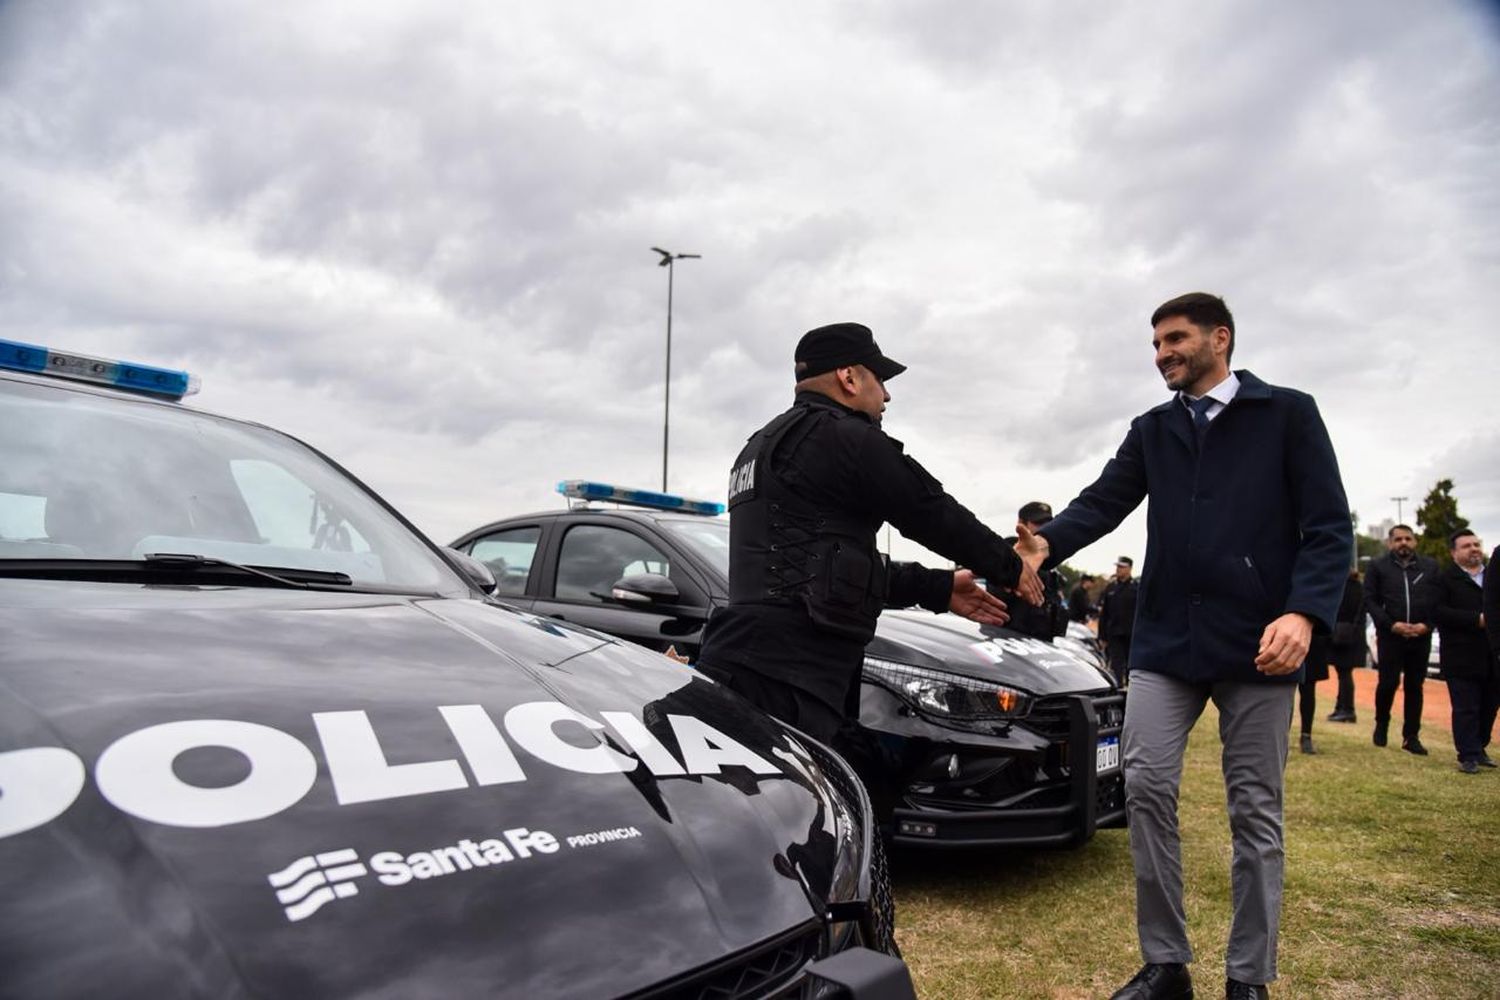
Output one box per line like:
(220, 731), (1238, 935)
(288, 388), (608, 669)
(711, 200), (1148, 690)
(0, 338), (200, 399)
(557, 480), (726, 517)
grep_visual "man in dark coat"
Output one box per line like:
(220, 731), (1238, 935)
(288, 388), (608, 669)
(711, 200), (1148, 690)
(1364, 523), (1440, 754)
(1487, 542), (1500, 667)
(1024, 293), (1351, 1000)
(1068, 574), (1096, 623)
(996, 501), (1070, 642)
(1325, 568), (1367, 723)
(697, 322), (1042, 744)
(1098, 556), (1139, 684)
(1434, 529), (1495, 773)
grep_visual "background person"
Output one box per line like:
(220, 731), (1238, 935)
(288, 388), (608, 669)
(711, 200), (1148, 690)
(1098, 556), (1139, 685)
(1295, 634), (1330, 754)
(1023, 292), (1351, 1000)
(1364, 524), (1440, 754)
(1434, 530), (1495, 773)
(997, 501), (1070, 641)
(1325, 567), (1366, 723)
(696, 322), (1043, 744)
(1069, 573), (1096, 623)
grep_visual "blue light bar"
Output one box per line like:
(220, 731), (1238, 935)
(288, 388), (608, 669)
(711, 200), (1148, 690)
(0, 338), (199, 399)
(557, 480), (726, 516)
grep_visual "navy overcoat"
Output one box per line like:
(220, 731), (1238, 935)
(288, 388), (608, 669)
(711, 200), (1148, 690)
(1040, 370), (1352, 685)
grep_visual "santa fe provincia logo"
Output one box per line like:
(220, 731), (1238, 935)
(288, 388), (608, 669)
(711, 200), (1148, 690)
(268, 824), (642, 922)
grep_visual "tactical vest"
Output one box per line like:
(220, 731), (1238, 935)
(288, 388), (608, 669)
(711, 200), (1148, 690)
(725, 404), (886, 642)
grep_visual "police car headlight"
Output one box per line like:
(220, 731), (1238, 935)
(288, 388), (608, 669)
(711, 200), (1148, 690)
(863, 657), (1032, 719)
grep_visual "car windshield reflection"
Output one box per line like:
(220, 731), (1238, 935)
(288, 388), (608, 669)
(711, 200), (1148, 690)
(0, 378), (465, 595)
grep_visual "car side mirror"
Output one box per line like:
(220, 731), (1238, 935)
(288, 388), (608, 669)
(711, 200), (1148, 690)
(608, 572), (679, 605)
(444, 547), (497, 594)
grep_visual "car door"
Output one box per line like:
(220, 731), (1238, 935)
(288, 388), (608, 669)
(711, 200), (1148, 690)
(532, 520), (712, 658)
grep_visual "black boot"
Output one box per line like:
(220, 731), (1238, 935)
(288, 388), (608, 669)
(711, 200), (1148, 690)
(1225, 979), (1268, 999)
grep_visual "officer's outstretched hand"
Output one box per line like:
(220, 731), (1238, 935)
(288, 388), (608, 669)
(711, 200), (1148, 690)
(1012, 522), (1048, 606)
(950, 569), (1009, 626)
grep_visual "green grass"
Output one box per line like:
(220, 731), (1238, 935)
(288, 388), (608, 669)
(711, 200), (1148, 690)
(890, 710), (1500, 999)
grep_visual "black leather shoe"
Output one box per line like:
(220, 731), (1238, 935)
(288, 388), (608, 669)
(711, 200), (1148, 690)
(1225, 979), (1268, 999)
(1109, 963), (1194, 999)
(1373, 724), (1388, 747)
(1402, 739), (1429, 756)
(1299, 734), (1316, 755)
(1479, 754), (1497, 768)
(1459, 760), (1479, 774)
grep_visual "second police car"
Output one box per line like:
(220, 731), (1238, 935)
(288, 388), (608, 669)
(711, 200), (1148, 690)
(0, 340), (911, 999)
(453, 482), (1126, 850)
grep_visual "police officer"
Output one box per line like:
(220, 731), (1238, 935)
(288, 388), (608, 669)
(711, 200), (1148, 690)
(996, 501), (1070, 641)
(696, 322), (1043, 743)
(1098, 555), (1139, 685)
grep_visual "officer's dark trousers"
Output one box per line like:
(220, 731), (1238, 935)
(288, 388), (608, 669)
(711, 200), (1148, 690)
(709, 665), (844, 743)
(1446, 674), (1499, 763)
(1332, 666), (1356, 715)
(1374, 634), (1431, 740)
(1107, 636), (1132, 685)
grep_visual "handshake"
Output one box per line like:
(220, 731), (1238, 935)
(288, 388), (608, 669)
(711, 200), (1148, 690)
(947, 522), (1051, 627)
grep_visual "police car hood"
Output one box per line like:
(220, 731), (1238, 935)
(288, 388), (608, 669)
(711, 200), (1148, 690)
(0, 582), (851, 999)
(868, 609), (1112, 695)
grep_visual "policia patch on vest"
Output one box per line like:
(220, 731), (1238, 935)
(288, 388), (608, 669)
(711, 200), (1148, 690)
(727, 457), (757, 508)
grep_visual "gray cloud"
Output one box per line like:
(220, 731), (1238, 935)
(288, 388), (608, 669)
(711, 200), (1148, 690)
(2, 0), (1497, 566)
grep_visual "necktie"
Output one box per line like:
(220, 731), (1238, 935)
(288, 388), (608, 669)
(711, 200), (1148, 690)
(1189, 396), (1215, 447)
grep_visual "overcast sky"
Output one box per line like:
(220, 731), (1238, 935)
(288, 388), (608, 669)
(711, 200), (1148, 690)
(3, 0), (1497, 573)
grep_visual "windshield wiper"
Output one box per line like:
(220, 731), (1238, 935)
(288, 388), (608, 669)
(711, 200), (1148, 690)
(0, 556), (353, 590)
(142, 552), (352, 589)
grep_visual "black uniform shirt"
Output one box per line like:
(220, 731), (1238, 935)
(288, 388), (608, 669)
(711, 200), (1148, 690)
(700, 391), (1022, 712)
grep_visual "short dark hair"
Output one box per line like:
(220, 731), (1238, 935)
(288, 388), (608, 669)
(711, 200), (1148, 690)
(1151, 292), (1235, 364)
(1449, 529), (1477, 549)
(1389, 523), (1414, 538)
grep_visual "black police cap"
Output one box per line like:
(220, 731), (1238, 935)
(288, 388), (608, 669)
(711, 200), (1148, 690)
(794, 322), (907, 382)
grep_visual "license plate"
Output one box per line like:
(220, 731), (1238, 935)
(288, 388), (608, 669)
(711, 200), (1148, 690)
(1096, 736), (1120, 773)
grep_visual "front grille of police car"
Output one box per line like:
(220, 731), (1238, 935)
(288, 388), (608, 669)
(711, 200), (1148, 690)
(623, 921), (823, 1000)
(1023, 693), (1123, 743)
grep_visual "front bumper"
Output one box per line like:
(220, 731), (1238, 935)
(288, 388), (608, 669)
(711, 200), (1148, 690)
(847, 686), (1126, 849)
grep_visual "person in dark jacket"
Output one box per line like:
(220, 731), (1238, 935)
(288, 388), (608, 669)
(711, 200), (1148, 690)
(996, 501), (1070, 642)
(1434, 530), (1495, 773)
(1325, 568), (1366, 723)
(1364, 524), (1440, 754)
(1068, 574), (1096, 623)
(1098, 556), (1139, 685)
(1027, 293), (1351, 1000)
(697, 322), (1042, 744)
(1487, 542), (1500, 662)
(1295, 633), (1331, 754)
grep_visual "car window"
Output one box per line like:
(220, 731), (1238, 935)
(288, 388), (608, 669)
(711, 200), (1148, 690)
(554, 525), (673, 603)
(468, 527), (541, 596)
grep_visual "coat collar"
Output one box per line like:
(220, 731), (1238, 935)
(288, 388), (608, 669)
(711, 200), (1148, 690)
(1146, 369), (1268, 454)
(1146, 369), (1270, 416)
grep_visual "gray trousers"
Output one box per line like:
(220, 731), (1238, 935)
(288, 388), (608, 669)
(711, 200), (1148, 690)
(1123, 670), (1295, 985)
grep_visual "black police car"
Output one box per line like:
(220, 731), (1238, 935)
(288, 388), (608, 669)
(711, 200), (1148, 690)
(0, 341), (911, 999)
(453, 482), (1126, 850)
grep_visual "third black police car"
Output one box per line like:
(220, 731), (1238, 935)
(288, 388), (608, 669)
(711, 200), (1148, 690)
(0, 341), (909, 999)
(453, 482), (1126, 850)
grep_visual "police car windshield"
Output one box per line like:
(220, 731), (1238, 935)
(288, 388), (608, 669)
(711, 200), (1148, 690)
(0, 377), (467, 596)
(659, 517), (730, 579)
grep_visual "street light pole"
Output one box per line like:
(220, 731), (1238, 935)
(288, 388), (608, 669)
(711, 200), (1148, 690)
(1391, 495), (1409, 523)
(651, 246), (700, 492)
